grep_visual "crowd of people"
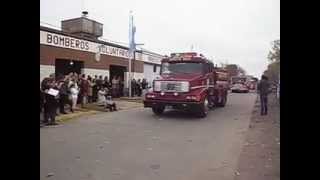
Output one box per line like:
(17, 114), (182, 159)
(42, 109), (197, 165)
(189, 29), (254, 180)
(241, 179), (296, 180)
(40, 72), (150, 126)
(131, 78), (149, 97)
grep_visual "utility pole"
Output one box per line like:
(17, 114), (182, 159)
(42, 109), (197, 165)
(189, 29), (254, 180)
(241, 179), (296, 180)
(128, 11), (134, 98)
(128, 11), (144, 97)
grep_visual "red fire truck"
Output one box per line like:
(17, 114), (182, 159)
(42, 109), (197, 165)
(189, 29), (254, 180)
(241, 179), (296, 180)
(143, 52), (229, 118)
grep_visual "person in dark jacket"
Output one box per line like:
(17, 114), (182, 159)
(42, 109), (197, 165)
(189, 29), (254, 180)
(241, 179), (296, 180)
(141, 78), (148, 90)
(103, 76), (111, 89)
(79, 74), (90, 108)
(131, 78), (137, 97)
(96, 75), (103, 87)
(58, 76), (72, 114)
(42, 78), (60, 125)
(40, 88), (44, 113)
(92, 75), (98, 102)
(137, 79), (142, 96)
(257, 75), (270, 116)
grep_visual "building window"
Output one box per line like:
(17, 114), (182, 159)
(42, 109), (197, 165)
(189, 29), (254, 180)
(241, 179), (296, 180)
(153, 65), (157, 72)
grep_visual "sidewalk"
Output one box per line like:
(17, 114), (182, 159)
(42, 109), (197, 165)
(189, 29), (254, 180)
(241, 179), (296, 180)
(40, 108), (99, 125)
(84, 99), (143, 111)
(234, 93), (280, 180)
(40, 99), (143, 126)
(118, 96), (143, 103)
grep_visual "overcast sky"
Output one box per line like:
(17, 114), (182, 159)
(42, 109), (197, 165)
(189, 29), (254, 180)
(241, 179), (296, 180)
(40, 0), (279, 78)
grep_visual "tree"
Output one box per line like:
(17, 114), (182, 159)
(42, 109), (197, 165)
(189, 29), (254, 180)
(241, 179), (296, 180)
(225, 64), (246, 77)
(268, 39), (280, 62)
(264, 61), (280, 83)
(238, 66), (246, 76)
(264, 39), (280, 83)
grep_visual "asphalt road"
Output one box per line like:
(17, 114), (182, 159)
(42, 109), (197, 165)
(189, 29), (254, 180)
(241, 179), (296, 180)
(40, 92), (257, 180)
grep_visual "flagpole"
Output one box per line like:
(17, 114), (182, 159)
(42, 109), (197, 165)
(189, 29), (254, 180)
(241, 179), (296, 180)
(128, 11), (143, 97)
(128, 11), (132, 97)
(128, 54), (132, 97)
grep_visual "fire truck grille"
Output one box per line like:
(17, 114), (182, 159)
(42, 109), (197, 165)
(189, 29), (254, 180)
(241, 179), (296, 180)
(160, 81), (182, 92)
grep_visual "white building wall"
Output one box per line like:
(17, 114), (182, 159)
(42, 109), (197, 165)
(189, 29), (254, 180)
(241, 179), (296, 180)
(143, 63), (161, 87)
(40, 65), (55, 83)
(123, 72), (144, 88)
(83, 68), (109, 78)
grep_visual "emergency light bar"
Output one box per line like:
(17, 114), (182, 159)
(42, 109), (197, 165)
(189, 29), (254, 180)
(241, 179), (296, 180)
(169, 52), (202, 61)
(170, 52), (197, 58)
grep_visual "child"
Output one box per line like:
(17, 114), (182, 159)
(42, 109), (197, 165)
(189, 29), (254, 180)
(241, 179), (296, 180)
(105, 96), (117, 111)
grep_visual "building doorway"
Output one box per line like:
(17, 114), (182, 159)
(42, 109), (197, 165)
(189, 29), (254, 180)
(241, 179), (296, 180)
(110, 65), (127, 97)
(110, 65), (126, 82)
(55, 59), (84, 78)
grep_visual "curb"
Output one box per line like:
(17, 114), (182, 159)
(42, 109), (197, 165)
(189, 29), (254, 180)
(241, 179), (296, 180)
(56, 110), (100, 123)
(118, 98), (143, 103)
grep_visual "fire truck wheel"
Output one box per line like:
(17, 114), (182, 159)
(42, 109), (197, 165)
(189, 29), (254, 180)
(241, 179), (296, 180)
(152, 106), (165, 115)
(197, 97), (209, 118)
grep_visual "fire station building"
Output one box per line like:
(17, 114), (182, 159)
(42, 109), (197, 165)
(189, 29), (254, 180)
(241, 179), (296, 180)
(40, 13), (163, 88)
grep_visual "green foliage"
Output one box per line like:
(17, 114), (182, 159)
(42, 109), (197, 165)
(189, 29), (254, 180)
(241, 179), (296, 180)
(268, 40), (280, 62)
(264, 39), (280, 83)
(264, 61), (280, 83)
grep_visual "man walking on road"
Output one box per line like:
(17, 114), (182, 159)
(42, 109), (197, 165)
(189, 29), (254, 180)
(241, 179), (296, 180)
(257, 75), (270, 115)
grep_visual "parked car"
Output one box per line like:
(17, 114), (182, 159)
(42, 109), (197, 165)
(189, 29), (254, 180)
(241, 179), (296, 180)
(231, 83), (249, 93)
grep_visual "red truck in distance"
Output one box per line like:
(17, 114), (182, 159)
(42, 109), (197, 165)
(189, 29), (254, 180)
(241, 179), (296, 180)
(143, 52), (229, 118)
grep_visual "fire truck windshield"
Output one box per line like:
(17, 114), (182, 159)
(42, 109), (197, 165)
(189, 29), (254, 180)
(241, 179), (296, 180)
(161, 62), (204, 75)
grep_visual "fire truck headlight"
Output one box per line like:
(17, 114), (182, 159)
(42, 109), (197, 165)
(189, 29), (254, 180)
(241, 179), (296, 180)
(186, 95), (197, 100)
(153, 81), (161, 92)
(180, 82), (190, 92)
(146, 94), (155, 98)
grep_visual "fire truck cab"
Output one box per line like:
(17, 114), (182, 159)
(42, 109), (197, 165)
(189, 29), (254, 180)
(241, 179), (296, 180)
(143, 52), (229, 118)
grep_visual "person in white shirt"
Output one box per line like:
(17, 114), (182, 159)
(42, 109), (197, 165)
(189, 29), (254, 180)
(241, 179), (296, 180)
(105, 96), (117, 111)
(69, 83), (79, 111)
(97, 87), (107, 106)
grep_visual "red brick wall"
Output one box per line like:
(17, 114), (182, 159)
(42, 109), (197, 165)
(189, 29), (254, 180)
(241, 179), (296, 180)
(40, 45), (143, 73)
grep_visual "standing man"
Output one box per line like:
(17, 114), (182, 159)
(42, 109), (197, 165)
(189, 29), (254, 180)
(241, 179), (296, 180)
(58, 75), (71, 114)
(131, 78), (137, 97)
(43, 78), (60, 125)
(137, 79), (142, 96)
(96, 75), (103, 88)
(79, 74), (90, 108)
(257, 75), (270, 116)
